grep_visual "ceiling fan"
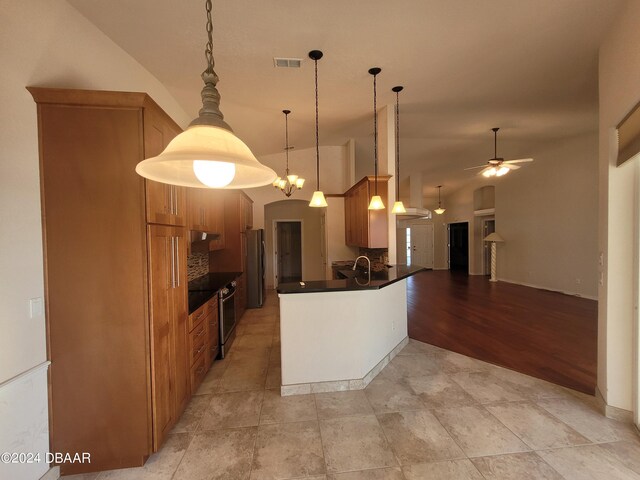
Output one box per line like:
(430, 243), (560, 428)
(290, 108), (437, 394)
(465, 127), (533, 177)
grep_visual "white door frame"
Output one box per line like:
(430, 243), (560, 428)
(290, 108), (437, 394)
(273, 219), (304, 286)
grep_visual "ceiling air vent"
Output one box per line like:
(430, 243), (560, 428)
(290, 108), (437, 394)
(274, 57), (302, 68)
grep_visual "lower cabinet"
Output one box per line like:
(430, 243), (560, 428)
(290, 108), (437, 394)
(188, 295), (220, 393)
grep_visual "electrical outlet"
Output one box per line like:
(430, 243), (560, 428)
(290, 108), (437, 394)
(29, 297), (43, 318)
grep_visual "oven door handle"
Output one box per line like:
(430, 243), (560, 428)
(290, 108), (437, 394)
(222, 290), (236, 302)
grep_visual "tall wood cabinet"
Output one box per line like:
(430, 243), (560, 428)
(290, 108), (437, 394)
(209, 191), (253, 273)
(29, 87), (188, 475)
(344, 176), (391, 248)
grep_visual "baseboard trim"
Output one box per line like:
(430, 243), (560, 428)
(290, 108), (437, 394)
(497, 277), (597, 301)
(40, 466), (60, 480)
(595, 386), (635, 423)
(281, 336), (409, 396)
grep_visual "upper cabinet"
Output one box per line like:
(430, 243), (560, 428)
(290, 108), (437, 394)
(187, 188), (226, 250)
(344, 176), (390, 249)
(144, 106), (187, 227)
(209, 191), (253, 273)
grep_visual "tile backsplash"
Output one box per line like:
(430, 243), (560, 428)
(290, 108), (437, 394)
(187, 252), (209, 281)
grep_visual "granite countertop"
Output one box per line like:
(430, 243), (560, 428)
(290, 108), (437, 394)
(277, 264), (427, 294)
(188, 272), (241, 314)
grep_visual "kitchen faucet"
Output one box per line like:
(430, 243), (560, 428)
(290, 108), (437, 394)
(353, 255), (371, 275)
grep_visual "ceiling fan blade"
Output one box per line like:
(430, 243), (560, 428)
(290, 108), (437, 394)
(503, 163), (521, 170)
(504, 158), (534, 164)
(464, 164), (489, 171)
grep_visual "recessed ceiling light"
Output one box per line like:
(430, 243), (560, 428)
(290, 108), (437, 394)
(274, 57), (302, 68)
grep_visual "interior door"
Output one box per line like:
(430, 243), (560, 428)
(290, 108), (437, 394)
(449, 222), (470, 272)
(410, 224), (434, 268)
(276, 221), (302, 284)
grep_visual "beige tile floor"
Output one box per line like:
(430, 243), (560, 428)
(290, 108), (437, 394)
(63, 292), (640, 480)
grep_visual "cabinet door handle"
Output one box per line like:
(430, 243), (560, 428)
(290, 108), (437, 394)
(169, 186), (174, 215)
(175, 236), (180, 287)
(170, 236), (176, 288)
(196, 345), (205, 355)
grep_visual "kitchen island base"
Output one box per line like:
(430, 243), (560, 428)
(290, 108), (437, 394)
(279, 279), (409, 396)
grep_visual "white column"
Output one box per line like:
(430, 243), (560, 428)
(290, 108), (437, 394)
(378, 105), (397, 263)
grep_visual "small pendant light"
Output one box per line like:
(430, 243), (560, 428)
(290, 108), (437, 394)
(391, 85), (406, 214)
(368, 67), (385, 210)
(135, 0), (276, 189)
(273, 110), (304, 197)
(434, 185), (446, 215)
(309, 50), (328, 208)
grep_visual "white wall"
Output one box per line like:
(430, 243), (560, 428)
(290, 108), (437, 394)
(264, 200), (325, 287)
(496, 133), (599, 299)
(598, 0), (640, 411)
(0, 1), (189, 478)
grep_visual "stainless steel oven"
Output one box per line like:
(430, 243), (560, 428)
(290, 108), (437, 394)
(219, 280), (237, 358)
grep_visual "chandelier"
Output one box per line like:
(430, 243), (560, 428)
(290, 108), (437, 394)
(273, 109), (305, 196)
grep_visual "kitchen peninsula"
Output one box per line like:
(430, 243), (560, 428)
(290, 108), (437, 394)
(277, 264), (425, 395)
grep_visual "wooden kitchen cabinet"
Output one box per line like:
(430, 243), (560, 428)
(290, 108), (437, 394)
(28, 87), (191, 475)
(144, 106), (187, 227)
(187, 188), (226, 250)
(344, 176), (390, 248)
(209, 191), (253, 273)
(147, 224), (189, 448)
(187, 295), (219, 393)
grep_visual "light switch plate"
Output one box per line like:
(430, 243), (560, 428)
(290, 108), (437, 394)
(29, 297), (44, 318)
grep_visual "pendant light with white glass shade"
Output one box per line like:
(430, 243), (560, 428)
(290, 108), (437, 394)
(368, 67), (385, 211)
(391, 85), (406, 214)
(434, 185), (446, 215)
(273, 110), (305, 197)
(308, 50), (328, 208)
(135, 0), (276, 188)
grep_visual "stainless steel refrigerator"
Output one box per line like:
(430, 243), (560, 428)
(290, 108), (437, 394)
(246, 229), (266, 308)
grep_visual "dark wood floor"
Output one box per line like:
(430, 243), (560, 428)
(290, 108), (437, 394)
(407, 271), (598, 394)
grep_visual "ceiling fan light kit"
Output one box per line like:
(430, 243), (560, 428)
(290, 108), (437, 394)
(135, 0), (276, 189)
(467, 127), (533, 179)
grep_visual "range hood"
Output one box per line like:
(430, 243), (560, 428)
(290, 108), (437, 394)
(190, 231), (220, 244)
(395, 207), (432, 219)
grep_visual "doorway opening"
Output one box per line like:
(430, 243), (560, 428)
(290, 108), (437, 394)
(275, 221), (302, 285)
(483, 219), (496, 276)
(448, 222), (469, 273)
(409, 224), (434, 268)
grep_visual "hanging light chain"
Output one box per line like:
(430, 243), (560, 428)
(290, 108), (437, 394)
(204, 0), (214, 74)
(285, 110), (290, 175)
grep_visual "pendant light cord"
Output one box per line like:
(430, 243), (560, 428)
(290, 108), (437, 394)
(314, 57), (320, 191)
(204, 0), (214, 74)
(373, 72), (378, 196)
(395, 89), (400, 201)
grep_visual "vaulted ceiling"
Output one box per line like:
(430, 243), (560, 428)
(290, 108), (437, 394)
(68, 0), (624, 195)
